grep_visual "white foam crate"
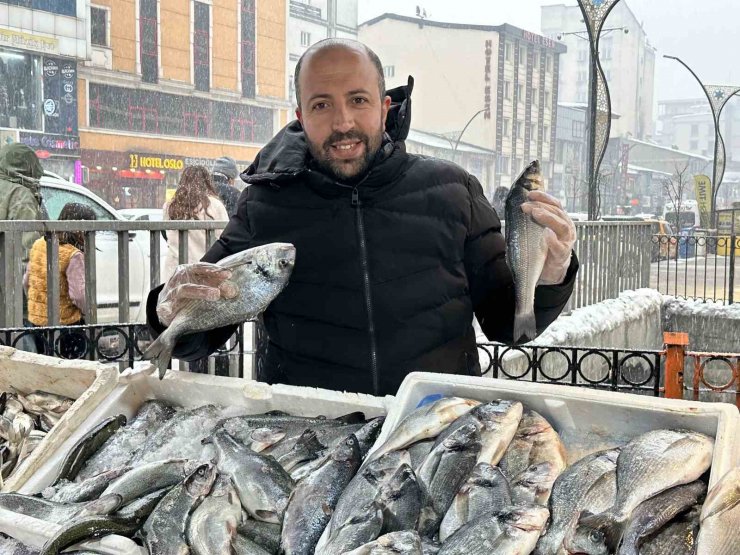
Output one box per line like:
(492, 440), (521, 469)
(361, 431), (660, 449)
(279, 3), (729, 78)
(0, 346), (119, 493)
(2, 369), (393, 554)
(370, 372), (740, 490)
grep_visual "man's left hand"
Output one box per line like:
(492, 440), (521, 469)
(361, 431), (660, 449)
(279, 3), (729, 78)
(521, 190), (576, 285)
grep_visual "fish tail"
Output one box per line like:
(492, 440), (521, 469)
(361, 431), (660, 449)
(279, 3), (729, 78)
(513, 308), (537, 344)
(141, 332), (175, 380)
(579, 510), (625, 552)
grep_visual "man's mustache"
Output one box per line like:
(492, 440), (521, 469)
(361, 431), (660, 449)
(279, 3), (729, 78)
(323, 131), (369, 150)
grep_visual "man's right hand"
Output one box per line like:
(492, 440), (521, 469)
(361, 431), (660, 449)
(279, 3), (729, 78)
(156, 262), (238, 326)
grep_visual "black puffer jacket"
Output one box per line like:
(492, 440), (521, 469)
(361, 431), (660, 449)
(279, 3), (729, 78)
(147, 79), (578, 395)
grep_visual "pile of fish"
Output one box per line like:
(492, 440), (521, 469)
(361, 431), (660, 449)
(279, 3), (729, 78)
(311, 396), (731, 555)
(0, 389), (74, 486)
(0, 400), (385, 554)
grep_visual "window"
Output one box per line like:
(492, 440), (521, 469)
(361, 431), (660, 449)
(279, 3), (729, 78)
(241, 0), (256, 97)
(40, 187), (115, 221)
(533, 52), (540, 67)
(515, 121), (523, 139)
(545, 91), (551, 107)
(519, 46), (526, 65)
(300, 31), (311, 47)
(2, 0), (75, 16)
(690, 140), (699, 151)
(578, 49), (588, 62)
(577, 71), (586, 83)
(503, 118), (511, 137)
(532, 88), (538, 106)
(498, 155), (510, 174)
(139, 0), (158, 83)
(504, 81), (511, 100)
(505, 42), (512, 62)
(90, 6), (108, 47)
(546, 54), (552, 72)
(572, 120), (585, 139)
(383, 65), (395, 78)
(193, 1), (210, 92)
(517, 84), (524, 103)
(544, 125), (550, 141)
(601, 38), (612, 60)
(691, 124), (699, 137)
(0, 50), (43, 131)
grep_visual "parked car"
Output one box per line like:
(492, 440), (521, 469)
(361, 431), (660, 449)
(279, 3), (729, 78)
(119, 208), (164, 221)
(602, 215), (676, 261)
(38, 174), (166, 323)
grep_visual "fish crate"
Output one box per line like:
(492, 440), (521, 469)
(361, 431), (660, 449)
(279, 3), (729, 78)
(0, 346), (119, 493)
(0, 369), (393, 554)
(370, 372), (740, 491)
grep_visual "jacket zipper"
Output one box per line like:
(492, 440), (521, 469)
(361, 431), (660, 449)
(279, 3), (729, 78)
(351, 186), (380, 395)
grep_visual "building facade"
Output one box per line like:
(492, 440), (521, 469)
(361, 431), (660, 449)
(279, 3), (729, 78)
(358, 13), (565, 195)
(541, 1), (655, 140)
(77, 0), (290, 209)
(0, 0), (88, 179)
(287, 0), (358, 107)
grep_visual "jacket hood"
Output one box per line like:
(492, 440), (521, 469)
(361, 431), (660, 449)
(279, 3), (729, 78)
(0, 143), (43, 190)
(242, 76), (414, 184)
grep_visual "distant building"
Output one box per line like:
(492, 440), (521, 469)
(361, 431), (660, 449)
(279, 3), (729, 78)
(288, 0), (359, 106)
(359, 13), (566, 194)
(541, 1), (655, 140)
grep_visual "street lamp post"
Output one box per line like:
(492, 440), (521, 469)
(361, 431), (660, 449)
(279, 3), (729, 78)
(663, 55), (740, 227)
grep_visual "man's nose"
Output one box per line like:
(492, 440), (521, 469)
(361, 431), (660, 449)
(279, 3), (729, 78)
(332, 103), (354, 133)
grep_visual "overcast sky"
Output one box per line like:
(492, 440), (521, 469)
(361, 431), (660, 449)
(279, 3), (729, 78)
(358, 0), (738, 103)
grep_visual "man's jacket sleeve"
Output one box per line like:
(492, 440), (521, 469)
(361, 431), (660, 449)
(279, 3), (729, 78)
(8, 187), (41, 260)
(463, 174), (578, 344)
(146, 189), (256, 361)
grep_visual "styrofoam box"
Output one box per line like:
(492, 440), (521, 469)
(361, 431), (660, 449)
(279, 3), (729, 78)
(370, 372), (740, 491)
(0, 346), (119, 493)
(1, 369), (393, 554)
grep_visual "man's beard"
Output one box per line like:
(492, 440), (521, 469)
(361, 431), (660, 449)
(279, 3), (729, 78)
(307, 128), (383, 182)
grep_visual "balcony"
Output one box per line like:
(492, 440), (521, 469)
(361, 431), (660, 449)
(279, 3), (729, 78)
(289, 1), (323, 22)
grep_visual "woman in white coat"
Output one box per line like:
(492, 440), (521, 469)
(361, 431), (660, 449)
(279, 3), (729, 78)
(162, 165), (229, 283)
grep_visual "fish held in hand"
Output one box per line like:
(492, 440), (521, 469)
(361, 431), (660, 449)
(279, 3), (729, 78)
(144, 242), (296, 379)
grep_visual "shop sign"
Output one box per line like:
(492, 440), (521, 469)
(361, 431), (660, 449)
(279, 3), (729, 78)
(43, 99), (57, 117)
(129, 153), (185, 171)
(0, 29), (59, 56)
(522, 31), (556, 49)
(19, 132), (81, 157)
(43, 58), (78, 135)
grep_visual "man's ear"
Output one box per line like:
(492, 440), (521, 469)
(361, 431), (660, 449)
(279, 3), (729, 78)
(381, 95), (391, 122)
(295, 108), (303, 124)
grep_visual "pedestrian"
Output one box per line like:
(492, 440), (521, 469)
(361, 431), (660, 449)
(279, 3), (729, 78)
(162, 165), (229, 283)
(24, 203), (96, 358)
(211, 156), (241, 217)
(147, 39), (578, 395)
(0, 143), (43, 260)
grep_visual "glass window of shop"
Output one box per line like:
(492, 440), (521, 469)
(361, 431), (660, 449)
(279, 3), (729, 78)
(0, 0), (75, 17)
(0, 49), (43, 131)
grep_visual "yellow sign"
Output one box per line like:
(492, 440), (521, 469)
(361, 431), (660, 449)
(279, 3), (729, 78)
(129, 153), (184, 171)
(693, 175), (712, 229)
(0, 29), (59, 55)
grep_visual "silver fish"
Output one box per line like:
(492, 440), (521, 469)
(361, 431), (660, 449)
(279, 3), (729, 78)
(696, 466), (740, 555)
(45, 466), (132, 504)
(499, 409), (567, 481)
(343, 530), (424, 554)
(535, 448), (619, 555)
(143, 243), (296, 379)
(0, 491), (121, 525)
(577, 429), (713, 552)
(141, 462), (217, 555)
(640, 506), (700, 555)
(510, 460), (562, 507)
(232, 533), (273, 555)
(323, 501), (384, 555)
(188, 475), (244, 555)
(439, 463), (512, 542)
(377, 463), (423, 533)
(618, 481), (706, 555)
(505, 160), (548, 343)
(101, 458), (204, 505)
(237, 518), (282, 553)
(368, 397), (479, 463)
(280, 434), (362, 554)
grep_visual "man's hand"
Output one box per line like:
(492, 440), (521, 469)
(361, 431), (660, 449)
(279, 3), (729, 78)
(156, 262), (238, 326)
(521, 190), (576, 285)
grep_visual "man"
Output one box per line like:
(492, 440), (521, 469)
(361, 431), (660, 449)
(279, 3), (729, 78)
(0, 143), (43, 260)
(211, 156), (241, 217)
(147, 39), (578, 396)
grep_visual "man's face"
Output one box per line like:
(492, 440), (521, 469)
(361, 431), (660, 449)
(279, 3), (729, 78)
(296, 47), (391, 181)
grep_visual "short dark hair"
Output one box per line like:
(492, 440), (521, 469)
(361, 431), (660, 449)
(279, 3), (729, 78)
(294, 39), (385, 108)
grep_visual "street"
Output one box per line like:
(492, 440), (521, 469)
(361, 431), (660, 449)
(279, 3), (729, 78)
(650, 255), (740, 303)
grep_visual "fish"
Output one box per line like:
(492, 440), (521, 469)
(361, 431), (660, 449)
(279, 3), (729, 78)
(237, 518), (282, 553)
(322, 501), (384, 555)
(141, 462), (217, 555)
(577, 429), (713, 552)
(377, 463), (423, 533)
(280, 434), (362, 554)
(368, 397), (479, 463)
(417, 423), (481, 537)
(39, 514), (140, 555)
(695, 466), (740, 555)
(535, 448), (619, 555)
(207, 429), (295, 524)
(143, 243), (296, 379)
(640, 506), (700, 555)
(44, 466), (132, 504)
(52, 415), (127, 484)
(76, 401), (176, 480)
(618, 480), (706, 555)
(499, 409), (567, 480)
(510, 460), (562, 506)
(438, 504), (550, 555)
(0, 492), (122, 525)
(439, 463), (512, 542)
(187, 475), (244, 555)
(343, 530), (424, 554)
(504, 159), (548, 343)
(101, 458), (205, 505)
(275, 429), (325, 471)
(232, 533), (273, 555)
(114, 488), (171, 521)
(407, 440), (434, 470)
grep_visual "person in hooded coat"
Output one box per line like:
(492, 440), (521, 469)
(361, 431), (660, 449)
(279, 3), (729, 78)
(146, 39), (578, 396)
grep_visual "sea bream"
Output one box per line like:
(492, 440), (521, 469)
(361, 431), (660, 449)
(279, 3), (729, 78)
(505, 160), (548, 343)
(143, 243), (296, 378)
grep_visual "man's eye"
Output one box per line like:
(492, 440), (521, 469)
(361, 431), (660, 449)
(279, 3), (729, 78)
(313, 102), (328, 111)
(352, 97), (368, 104)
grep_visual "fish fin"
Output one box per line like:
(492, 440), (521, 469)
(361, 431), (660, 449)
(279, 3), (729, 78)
(141, 333), (174, 380)
(334, 411), (366, 424)
(578, 510), (624, 552)
(701, 480), (740, 521)
(294, 429), (325, 456)
(513, 309), (537, 344)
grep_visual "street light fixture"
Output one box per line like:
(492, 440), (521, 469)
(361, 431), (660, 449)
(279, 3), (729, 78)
(663, 54), (740, 227)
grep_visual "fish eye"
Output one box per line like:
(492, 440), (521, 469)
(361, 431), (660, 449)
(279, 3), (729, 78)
(589, 530), (604, 543)
(279, 259), (289, 267)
